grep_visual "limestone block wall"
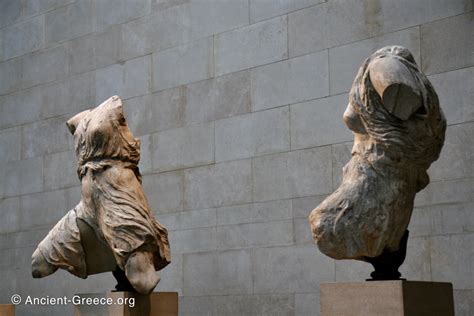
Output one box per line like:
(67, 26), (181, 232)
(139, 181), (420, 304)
(0, 0), (472, 315)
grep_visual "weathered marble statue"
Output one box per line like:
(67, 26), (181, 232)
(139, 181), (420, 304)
(31, 96), (170, 294)
(309, 46), (446, 279)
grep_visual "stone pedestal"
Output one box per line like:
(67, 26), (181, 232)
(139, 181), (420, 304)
(0, 304), (15, 316)
(320, 281), (454, 316)
(74, 292), (178, 316)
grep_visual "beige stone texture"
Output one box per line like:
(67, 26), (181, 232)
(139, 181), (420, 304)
(74, 292), (178, 316)
(321, 281), (454, 316)
(0, 304), (15, 316)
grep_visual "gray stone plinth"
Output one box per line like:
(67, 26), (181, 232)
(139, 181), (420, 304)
(74, 292), (178, 316)
(320, 281), (454, 316)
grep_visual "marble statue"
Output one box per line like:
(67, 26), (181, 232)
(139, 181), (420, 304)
(309, 46), (446, 279)
(31, 96), (171, 294)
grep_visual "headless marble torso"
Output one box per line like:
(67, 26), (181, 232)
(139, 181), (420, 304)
(32, 96), (170, 294)
(309, 46), (445, 261)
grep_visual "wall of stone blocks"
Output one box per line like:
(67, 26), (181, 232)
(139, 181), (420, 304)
(0, 0), (472, 315)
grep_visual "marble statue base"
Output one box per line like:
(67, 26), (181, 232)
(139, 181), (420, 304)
(0, 304), (15, 316)
(320, 281), (454, 316)
(74, 292), (178, 316)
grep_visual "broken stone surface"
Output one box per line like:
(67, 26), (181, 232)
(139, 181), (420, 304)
(309, 46), (446, 261)
(31, 96), (171, 294)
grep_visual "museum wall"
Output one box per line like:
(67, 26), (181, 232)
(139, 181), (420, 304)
(0, 0), (472, 315)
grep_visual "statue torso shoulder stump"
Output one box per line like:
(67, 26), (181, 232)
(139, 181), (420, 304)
(31, 96), (171, 294)
(309, 46), (446, 279)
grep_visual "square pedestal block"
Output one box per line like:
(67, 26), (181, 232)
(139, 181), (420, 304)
(74, 292), (178, 316)
(320, 281), (454, 316)
(0, 304), (15, 316)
